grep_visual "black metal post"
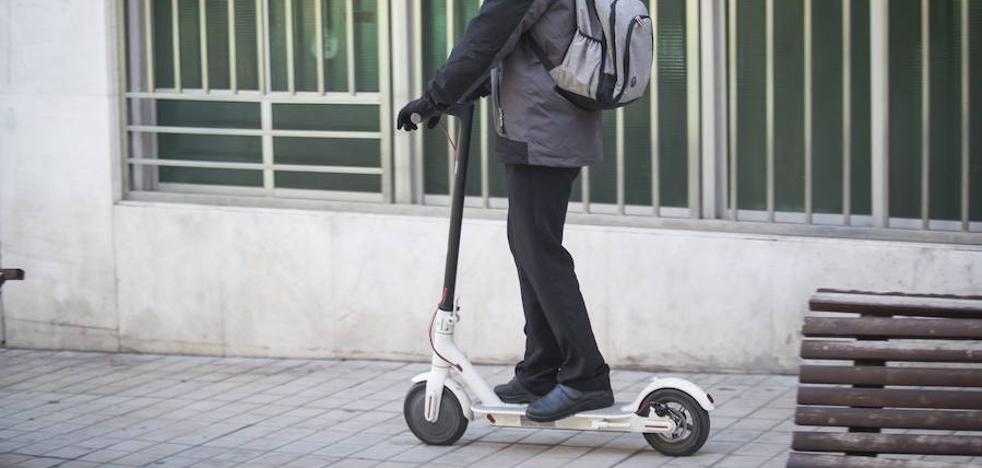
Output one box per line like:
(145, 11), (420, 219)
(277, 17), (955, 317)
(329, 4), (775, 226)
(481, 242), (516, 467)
(437, 104), (475, 311)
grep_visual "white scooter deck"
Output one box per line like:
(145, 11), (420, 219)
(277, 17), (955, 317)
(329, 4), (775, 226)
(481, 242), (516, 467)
(470, 401), (678, 433)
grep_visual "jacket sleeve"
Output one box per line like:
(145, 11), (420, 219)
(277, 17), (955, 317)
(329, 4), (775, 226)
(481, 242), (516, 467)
(424, 0), (539, 108)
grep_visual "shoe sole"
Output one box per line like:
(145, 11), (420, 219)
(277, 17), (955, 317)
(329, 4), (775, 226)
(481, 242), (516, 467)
(525, 397), (615, 423)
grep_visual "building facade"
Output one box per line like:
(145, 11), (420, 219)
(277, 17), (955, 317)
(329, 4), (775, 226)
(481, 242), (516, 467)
(0, 0), (980, 372)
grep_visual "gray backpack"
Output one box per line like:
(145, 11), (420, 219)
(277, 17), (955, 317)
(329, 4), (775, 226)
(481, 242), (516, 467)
(530, 0), (653, 110)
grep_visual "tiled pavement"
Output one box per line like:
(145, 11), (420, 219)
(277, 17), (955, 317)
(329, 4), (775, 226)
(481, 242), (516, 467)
(0, 348), (796, 468)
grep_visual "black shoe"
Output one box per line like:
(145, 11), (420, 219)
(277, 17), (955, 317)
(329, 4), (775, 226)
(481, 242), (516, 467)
(494, 377), (545, 404)
(525, 384), (614, 422)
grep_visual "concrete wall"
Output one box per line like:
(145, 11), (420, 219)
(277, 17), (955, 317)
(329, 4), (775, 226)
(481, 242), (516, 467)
(2, 1), (981, 373)
(0, 0), (121, 351)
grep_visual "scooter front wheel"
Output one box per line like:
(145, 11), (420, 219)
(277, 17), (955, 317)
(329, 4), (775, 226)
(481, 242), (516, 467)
(404, 382), (468, 445)
(641, 388), (711, 456)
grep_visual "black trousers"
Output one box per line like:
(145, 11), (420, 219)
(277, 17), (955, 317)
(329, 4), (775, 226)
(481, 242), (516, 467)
(505, 163), (611, 394)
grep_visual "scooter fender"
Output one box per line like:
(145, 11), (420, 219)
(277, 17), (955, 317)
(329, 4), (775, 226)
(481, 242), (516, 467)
(622, 377), (716, 414)
(412, 372), (474, 420)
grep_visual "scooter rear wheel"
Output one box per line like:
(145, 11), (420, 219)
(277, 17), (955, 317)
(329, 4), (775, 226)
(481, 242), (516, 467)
(404, 382), (468, 445)
(641, 388), (711, 456)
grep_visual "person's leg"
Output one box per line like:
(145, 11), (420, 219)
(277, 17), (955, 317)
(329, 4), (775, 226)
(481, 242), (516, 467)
(504, 163), (611, 394)
(508, 223), (563, 395)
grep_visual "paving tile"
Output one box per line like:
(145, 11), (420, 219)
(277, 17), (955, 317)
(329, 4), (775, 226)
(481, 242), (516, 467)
(0, 350), (975, 468)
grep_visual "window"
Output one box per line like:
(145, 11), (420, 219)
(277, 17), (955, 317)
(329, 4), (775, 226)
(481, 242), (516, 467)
(122, 0), (391, 201)
(119, 0), (982, 241)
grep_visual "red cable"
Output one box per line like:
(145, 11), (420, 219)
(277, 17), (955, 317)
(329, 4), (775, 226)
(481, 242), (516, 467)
(428, 306), (462, 372)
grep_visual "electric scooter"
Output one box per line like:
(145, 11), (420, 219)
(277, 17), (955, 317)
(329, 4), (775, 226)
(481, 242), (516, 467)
(403, 103), (715, 457)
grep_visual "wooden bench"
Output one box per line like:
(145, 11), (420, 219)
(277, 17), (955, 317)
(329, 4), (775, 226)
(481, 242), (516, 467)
(0, 269), (24, 289)
(789, 289), (982, 468)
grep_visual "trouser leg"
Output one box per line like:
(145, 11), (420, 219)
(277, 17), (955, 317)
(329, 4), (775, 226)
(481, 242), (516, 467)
(505, 163), (611, 393)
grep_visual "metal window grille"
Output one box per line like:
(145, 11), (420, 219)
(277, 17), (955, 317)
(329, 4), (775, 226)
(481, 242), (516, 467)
(118, 0), (982, 244)
(120, 0), (392, 202)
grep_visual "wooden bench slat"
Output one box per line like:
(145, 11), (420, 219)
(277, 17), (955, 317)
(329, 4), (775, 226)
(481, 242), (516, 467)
(800, 340), (982, 363)
(797, 386), (982, 410)
(810, 290), (982, 319)
(803, 317), (982, 340)
(792, 432), (982, 456)
(795, 407), (982, 431)
(788, 452), (971, 468)
(800, 365), (982, 387)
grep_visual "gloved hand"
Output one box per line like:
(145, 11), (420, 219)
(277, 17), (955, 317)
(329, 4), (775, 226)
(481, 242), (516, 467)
(396, 94), (441, 131)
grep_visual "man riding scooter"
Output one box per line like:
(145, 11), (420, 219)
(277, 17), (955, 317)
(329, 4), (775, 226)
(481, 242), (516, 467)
(396, 0), (614, 423)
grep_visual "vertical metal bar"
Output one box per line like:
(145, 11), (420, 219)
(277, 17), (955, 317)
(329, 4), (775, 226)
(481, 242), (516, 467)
(871, 0), (890, 228)
(920, 0), (930, 229)
(480, 100), (490, 208)
(765, 0), (775, 222)
(144, 0), (155, 92)
(346, 0), (356, 93)
(199, 0), (209, 92)
(728, 0), (738, 220)
(804, 0), (813, 223)
(962, 0), (970, 231)
(843, 0), (852, 225)
(378, 0), (392, 202)
(257, 0), (266, 93)
(616, 107), (625, 214)
(651, 0), (660, 216)
(582, 167), (591, 213)
(117, 0), (133, 196)
(686, 0), (701, 219)
(391, 0), (415, 204)
(315, 0), (325, 94)
(285, 0), (295, 93)
(172, 0), (182, 92)
(701, 0), (725, 220)
(478, 0), (489, 208)
(261, 100), (274, 193)
(412, 0), (424, 203)
(228, 0), (238, 93)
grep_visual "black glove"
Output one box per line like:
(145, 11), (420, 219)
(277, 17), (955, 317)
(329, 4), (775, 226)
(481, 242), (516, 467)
(396, 94), (441, 131)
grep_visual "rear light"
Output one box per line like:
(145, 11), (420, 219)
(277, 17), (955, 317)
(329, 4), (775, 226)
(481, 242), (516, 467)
(706, 393), (715, 404)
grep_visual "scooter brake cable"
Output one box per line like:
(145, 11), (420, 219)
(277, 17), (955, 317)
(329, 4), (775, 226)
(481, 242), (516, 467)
(428, 306), (463, 371)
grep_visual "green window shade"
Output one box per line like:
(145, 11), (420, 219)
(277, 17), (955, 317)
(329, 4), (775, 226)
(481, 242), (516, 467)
(928, 0), (964, 221)
(160, 167), (263, 187)
(205, 0), (231, 90)
(774, 0), (804, 213)
(156, 100), (261, 128)
(354, 0), (380, 92)
(289, 0), (350, 92)
(850, 0), (872, 216)
(271, 104), (379, 131)
(736, 0), (767, 211)
(153, 0), (175, 88)
(972, 0), (982, 222)
(274, 137), (379, 167)
(811, 0), (844, 214)
(275, 172), (379, 192)
(421, 0), (451, 196)
(887, 0), (967, 221)
(234, 0), (260, 90)
(657, 0), (689, 209)
(733, 0), (871, 215)
(178, 0), (202, 89)
(888, 0), (922, 219)
(158, 134), (262, 163)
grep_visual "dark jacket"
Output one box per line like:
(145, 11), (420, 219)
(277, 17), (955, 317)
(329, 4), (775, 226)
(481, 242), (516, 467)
(425, 0), (603, 167)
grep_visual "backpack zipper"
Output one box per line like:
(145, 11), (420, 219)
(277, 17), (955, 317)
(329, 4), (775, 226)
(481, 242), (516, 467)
(615, 14), (651, 102)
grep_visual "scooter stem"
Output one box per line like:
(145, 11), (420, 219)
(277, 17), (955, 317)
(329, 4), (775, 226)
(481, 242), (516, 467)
(438, 103), (475, 312)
